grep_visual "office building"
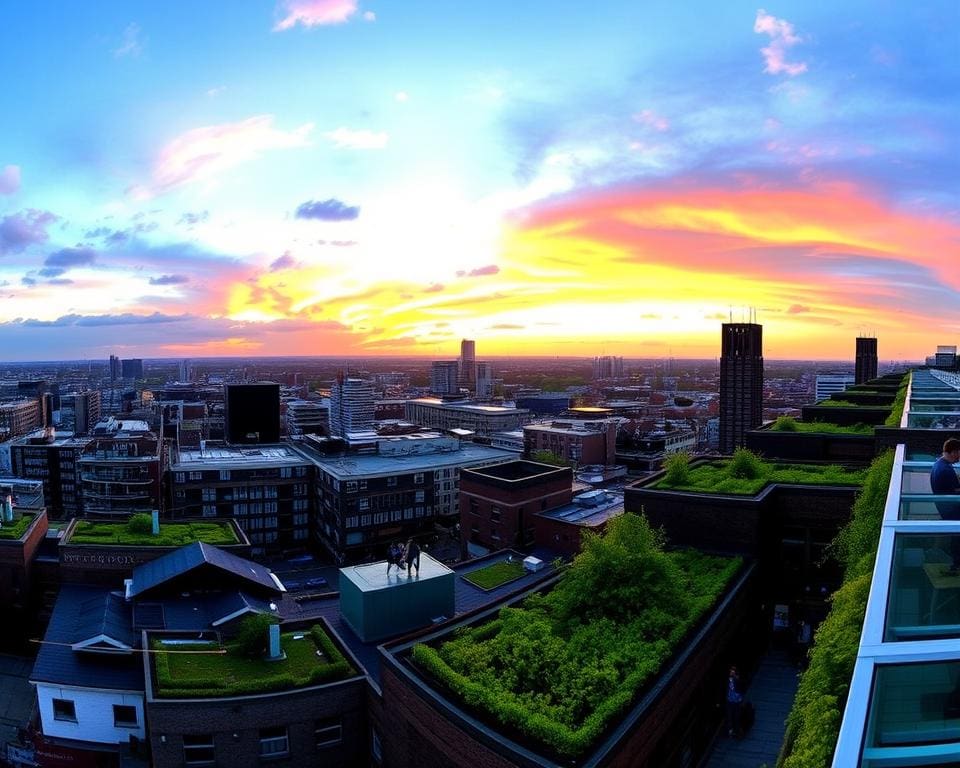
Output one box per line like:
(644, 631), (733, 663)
(815, 373), (855, 403)
(593, 355), (624, 380)
(405, 398), (529, 436)
(224, 382), (281, 444)
(120, 358), (143, 379)
(475, 361), (493, 398)
(523, 417), (618, 466)
(0, 399), (42, 441)
(10, 429), (92, 518)
(719, 322), (763, 454)
(69, 390), (101, 435)
(298, 434), (512, 562)
(855, 337), (878, 384)
(108, 354), (120, 381)
(459, 339), (476, 388)
(78, 418), (162, 518)
(430, 361), (460, 396)
(284, 398), (329, 436)
(329, 376), (374, 438)
(169, 442), (312, 556)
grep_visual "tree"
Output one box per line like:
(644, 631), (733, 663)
(234, 614), (278, 658)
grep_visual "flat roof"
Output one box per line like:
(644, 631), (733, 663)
(172, 443), (310, 469)
(311, 442), (514, 479)
(339, 552), (452, 593)
(538, 491), (624, 527)
(465, 460), (567, 482)
(408, 398), (527, 414)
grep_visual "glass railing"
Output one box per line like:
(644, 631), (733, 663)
(861, 661), (960, 766)
(885, 534), (960, 641)
(907, 413), (960, 429)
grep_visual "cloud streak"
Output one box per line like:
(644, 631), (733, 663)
(274, 0), (358, 30)
(0, 210), (57, 255)
(295, 198), (360, 221)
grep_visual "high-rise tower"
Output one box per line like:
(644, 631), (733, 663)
(329, 375), (375, 438)
(460, 339), (476, 389)
(855, 337), (878, 384)
(719, 323), (763, 454)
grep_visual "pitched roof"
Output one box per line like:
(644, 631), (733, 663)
(128, 541), (283, 599)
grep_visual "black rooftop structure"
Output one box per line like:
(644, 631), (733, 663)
(128, 541), (284, 599)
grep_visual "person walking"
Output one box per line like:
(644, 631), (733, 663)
(405, 538), (421, 577)
(725, 666), (743, 737)
(386, 542), (402, 575)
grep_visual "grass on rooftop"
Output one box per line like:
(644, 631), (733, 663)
(0, 514), (35, 540)
(153, 625), (354, 698)
(769, 416), (874, 435)
(654, 449), (866, 495)
(69, 519), (238, 546)
(463, 559), (526, 590)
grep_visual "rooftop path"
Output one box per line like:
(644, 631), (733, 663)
(704, 647), (799, 768)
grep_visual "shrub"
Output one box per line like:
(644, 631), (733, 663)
(663, 451), (691, 485)
(772, 415), (799, 432)
(126, 513), (154, 536)
(883, 376), (909, 427)
(234, 613), (278, 659)
(728, 448), (764, 480)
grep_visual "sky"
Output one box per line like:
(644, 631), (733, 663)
(0, 1), (957, 362)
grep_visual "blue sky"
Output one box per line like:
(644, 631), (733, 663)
(0, 1), (957, 360)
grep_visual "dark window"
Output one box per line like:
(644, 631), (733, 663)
(113, 704), (137, 728)
(52, 698), (76, 722)
(259, 726), (289, 759)
(183, 734), (215, 766)
(315, 717), (343, 748)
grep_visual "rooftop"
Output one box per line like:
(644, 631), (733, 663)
(172, 442), (310, 469)
(408, 398), (528, 414)
(65, 519), (240, 547)
(538, 489), (624, 527)
(465, 459), (568, 482)
(309, 441), (514, 479)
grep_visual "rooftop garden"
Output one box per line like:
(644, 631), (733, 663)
(153, 621), (354, 698)
(0, 513), (35, 540)
(882, 376), (910, 427)
(412, 514), (741, 759)
(653, 449), (866, 496)
(462, 559), (526, 590)
(69, 513), (238, 546)
(769, 416), (874, 435)
(814, 399), (861, 408)
(777, 449), (893, 768)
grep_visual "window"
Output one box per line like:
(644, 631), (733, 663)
(280, 467), (292, 478)
(315, 717), (342, 748)
(175, 472), (185, 483)
(387, 476), (397, 487)
(113, 704), (137, 728)
(358, 498), (369, 511)
(359, 479), (368, 490)
(219, 469), (230, 481)
(371, 727), (382, 764)
(345, 516), (359, 529)
(52, 698), (76, 722)
(183, 734), (215, 766)
(415, 490), (425, 503)
(469, 499), (479, 516)
(202, 487), (216, 502)
(202, 505), (216, 518)
(491, 507), (502, 522)
(345, 481), (357, 493)
(189, 470), (202, 480)
(259, 726), (289, 759)
(414, 472), (424, 484)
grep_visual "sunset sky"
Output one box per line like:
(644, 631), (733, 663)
(0, 1), (957, 361)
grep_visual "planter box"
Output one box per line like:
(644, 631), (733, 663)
(746, 425), (877, 464)
(801, 404), (891, 426)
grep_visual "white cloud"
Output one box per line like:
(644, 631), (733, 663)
(754, 9), (807, 76)
(114, 22), (144, 58)
(275, 0), (358, 30)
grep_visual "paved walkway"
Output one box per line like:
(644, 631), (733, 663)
(704, 648), (799, 768)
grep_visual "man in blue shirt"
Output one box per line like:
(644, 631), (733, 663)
(930, 438), (960, 571)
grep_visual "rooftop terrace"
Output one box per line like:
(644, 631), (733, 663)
(66, 518), (239, 547)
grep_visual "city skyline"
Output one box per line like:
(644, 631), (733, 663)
(1, 1), (957, 361)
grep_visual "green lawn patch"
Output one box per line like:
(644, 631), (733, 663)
(153, 625), (354, 697)
(0, 514), (35, 540)
(654, 450), (866, 495)
(770, 417), (874, 435)
(463, 560), (526, 590)
(69, 519), (238, 546)
(412, 514), (741, 759)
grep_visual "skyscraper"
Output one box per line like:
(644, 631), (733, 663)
(329, 375), (375, 438)
(476, 362), (493, 398)
(120, 358), (144, 379)
(108, 354), (120, 381)
(460, 339), (476, 389)
(593, 356), (624, 380)
(431, 361), (460, 396)
(855, 337), (878, 384)
(719, 323), (763, 454)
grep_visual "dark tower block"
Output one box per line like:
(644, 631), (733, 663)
(719, 323), (763, 455)
(855, 337), (878, 385)
(224, 383), (281, 444)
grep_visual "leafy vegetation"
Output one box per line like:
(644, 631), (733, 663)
(126, 513), (154, 535)
(0, 514), (34, 539)
(69, 519), (238, 546)
(770, 417), (874, 436)
(663, 451), (691, 485)
(654, 450), (866, 495)
(777, 450), (894, 768)
(814, 400), (860, 408)
(412, 514), (741, 758)
(153, 624), (354, 697)
(235, 614), (278, 658)
(882, 376), (910, 427)
(463, 560), (526, 590)
(531, 449), (571, 467)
